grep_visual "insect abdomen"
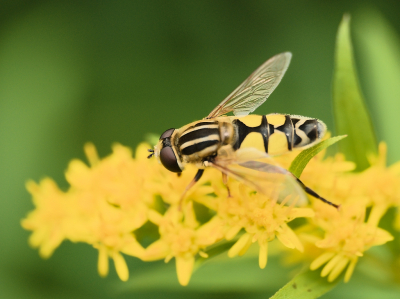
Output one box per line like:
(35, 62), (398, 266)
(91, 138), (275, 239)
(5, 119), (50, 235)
(232, 114), (326, 155)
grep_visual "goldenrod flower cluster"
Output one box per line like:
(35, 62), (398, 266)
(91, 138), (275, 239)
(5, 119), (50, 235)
(22, 141), (398, 286)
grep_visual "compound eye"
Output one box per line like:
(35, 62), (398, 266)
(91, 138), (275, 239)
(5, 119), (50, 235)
(160, 128), (175, 140)
(160, 146), (181, 173)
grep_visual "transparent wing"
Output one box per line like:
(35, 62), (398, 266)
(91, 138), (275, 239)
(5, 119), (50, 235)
(209, 147), (307, 206)
(206, 52), (292, 119)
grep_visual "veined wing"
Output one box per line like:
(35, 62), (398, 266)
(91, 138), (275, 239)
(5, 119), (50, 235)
(206, 52), (292, 119)
(209, 147), (307, 206)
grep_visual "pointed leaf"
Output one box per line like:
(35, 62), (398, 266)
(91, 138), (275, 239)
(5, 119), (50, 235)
(354, 9), (400, 164)
(289, 135), (347, 178)
(333, 15), (377, 170)
(270, 269), (340, 299)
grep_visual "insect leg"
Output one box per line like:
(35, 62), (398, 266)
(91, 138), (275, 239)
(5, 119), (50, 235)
(179, 169), (205, 209)
(295, 177), (340, 210)
(222, 173), (232, 197)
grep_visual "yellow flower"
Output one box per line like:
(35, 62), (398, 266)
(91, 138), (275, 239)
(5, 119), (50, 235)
(141, 202), (224, 286)
(356, 143), (400, 209)
(290, 142), (396, 282)
(22, 141), (399, 286)
(310, 204), (393, 282)
(22, 178), (71, 258)
(214, 181), (314, 269)
(23, 143), (150, 281)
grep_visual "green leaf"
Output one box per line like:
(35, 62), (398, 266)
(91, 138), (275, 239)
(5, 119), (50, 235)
(354, 9), (400, 164)
(270, 269), (340, 299)
(333, 14), (377, 171)
(289, 135), (347, 178)
(118, 252), (293, 294)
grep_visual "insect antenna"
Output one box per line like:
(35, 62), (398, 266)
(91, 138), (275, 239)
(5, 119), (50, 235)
(295, 178), (340, 210)
(147, 149), (154, 159)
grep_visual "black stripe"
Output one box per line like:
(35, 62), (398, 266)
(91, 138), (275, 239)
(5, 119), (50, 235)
(181, 140), (219, 156)
(299, 119), (318, 143)
(275, 115), (293, 150)
(178, 128), (219, 146)
(259, 115), (269, 152)
(293, 132), (302, 146)
(307, 127), (317, 142)
(291, 118), (302, 146)
(194, 121), (218, 127)
(269, 124), (274, 135)
(292, 118), (300, 126)
(232, 115), (271, 153)
(232, 119), (248, 150)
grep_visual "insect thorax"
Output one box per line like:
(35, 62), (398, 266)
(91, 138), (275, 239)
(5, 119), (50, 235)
(175, 120), (235, 165)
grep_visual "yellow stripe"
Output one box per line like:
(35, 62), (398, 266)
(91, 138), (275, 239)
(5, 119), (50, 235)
(240, 132), (266, 152)
(237, 115), (262, 127)
(266, 114), (286, 127)
(180, 135), (220, 150)
(268, 131), (288, 155)
(293, 119), (310, 147)
(181, 124), (219, 136)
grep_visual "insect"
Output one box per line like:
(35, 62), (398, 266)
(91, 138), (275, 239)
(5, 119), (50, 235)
(148, 52), (339, 209)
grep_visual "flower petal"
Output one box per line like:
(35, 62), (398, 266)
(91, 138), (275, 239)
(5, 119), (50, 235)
(258, 242), (268, 269)
(321, 254), (342, 277)
(84, 142), (100, 166)
(344, 257), (358, 282)
(141, 240), (170, 261)
(228, 233), (252, 258)
(310, 252), (336, 270)
(176, 256), (195, 286)
(225, 224), (243, 241)
(98, 246), (109, 277)
(112, 252), (129, 281)
(328, 256), (349, 282)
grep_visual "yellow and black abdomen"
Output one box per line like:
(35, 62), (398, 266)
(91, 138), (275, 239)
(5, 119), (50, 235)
(232, 114), (326, 155)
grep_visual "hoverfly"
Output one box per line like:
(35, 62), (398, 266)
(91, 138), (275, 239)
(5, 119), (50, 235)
(148, 52), (338, 209)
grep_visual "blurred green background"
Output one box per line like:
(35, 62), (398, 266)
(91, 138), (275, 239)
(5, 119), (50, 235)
(1, 1), (400, 298)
